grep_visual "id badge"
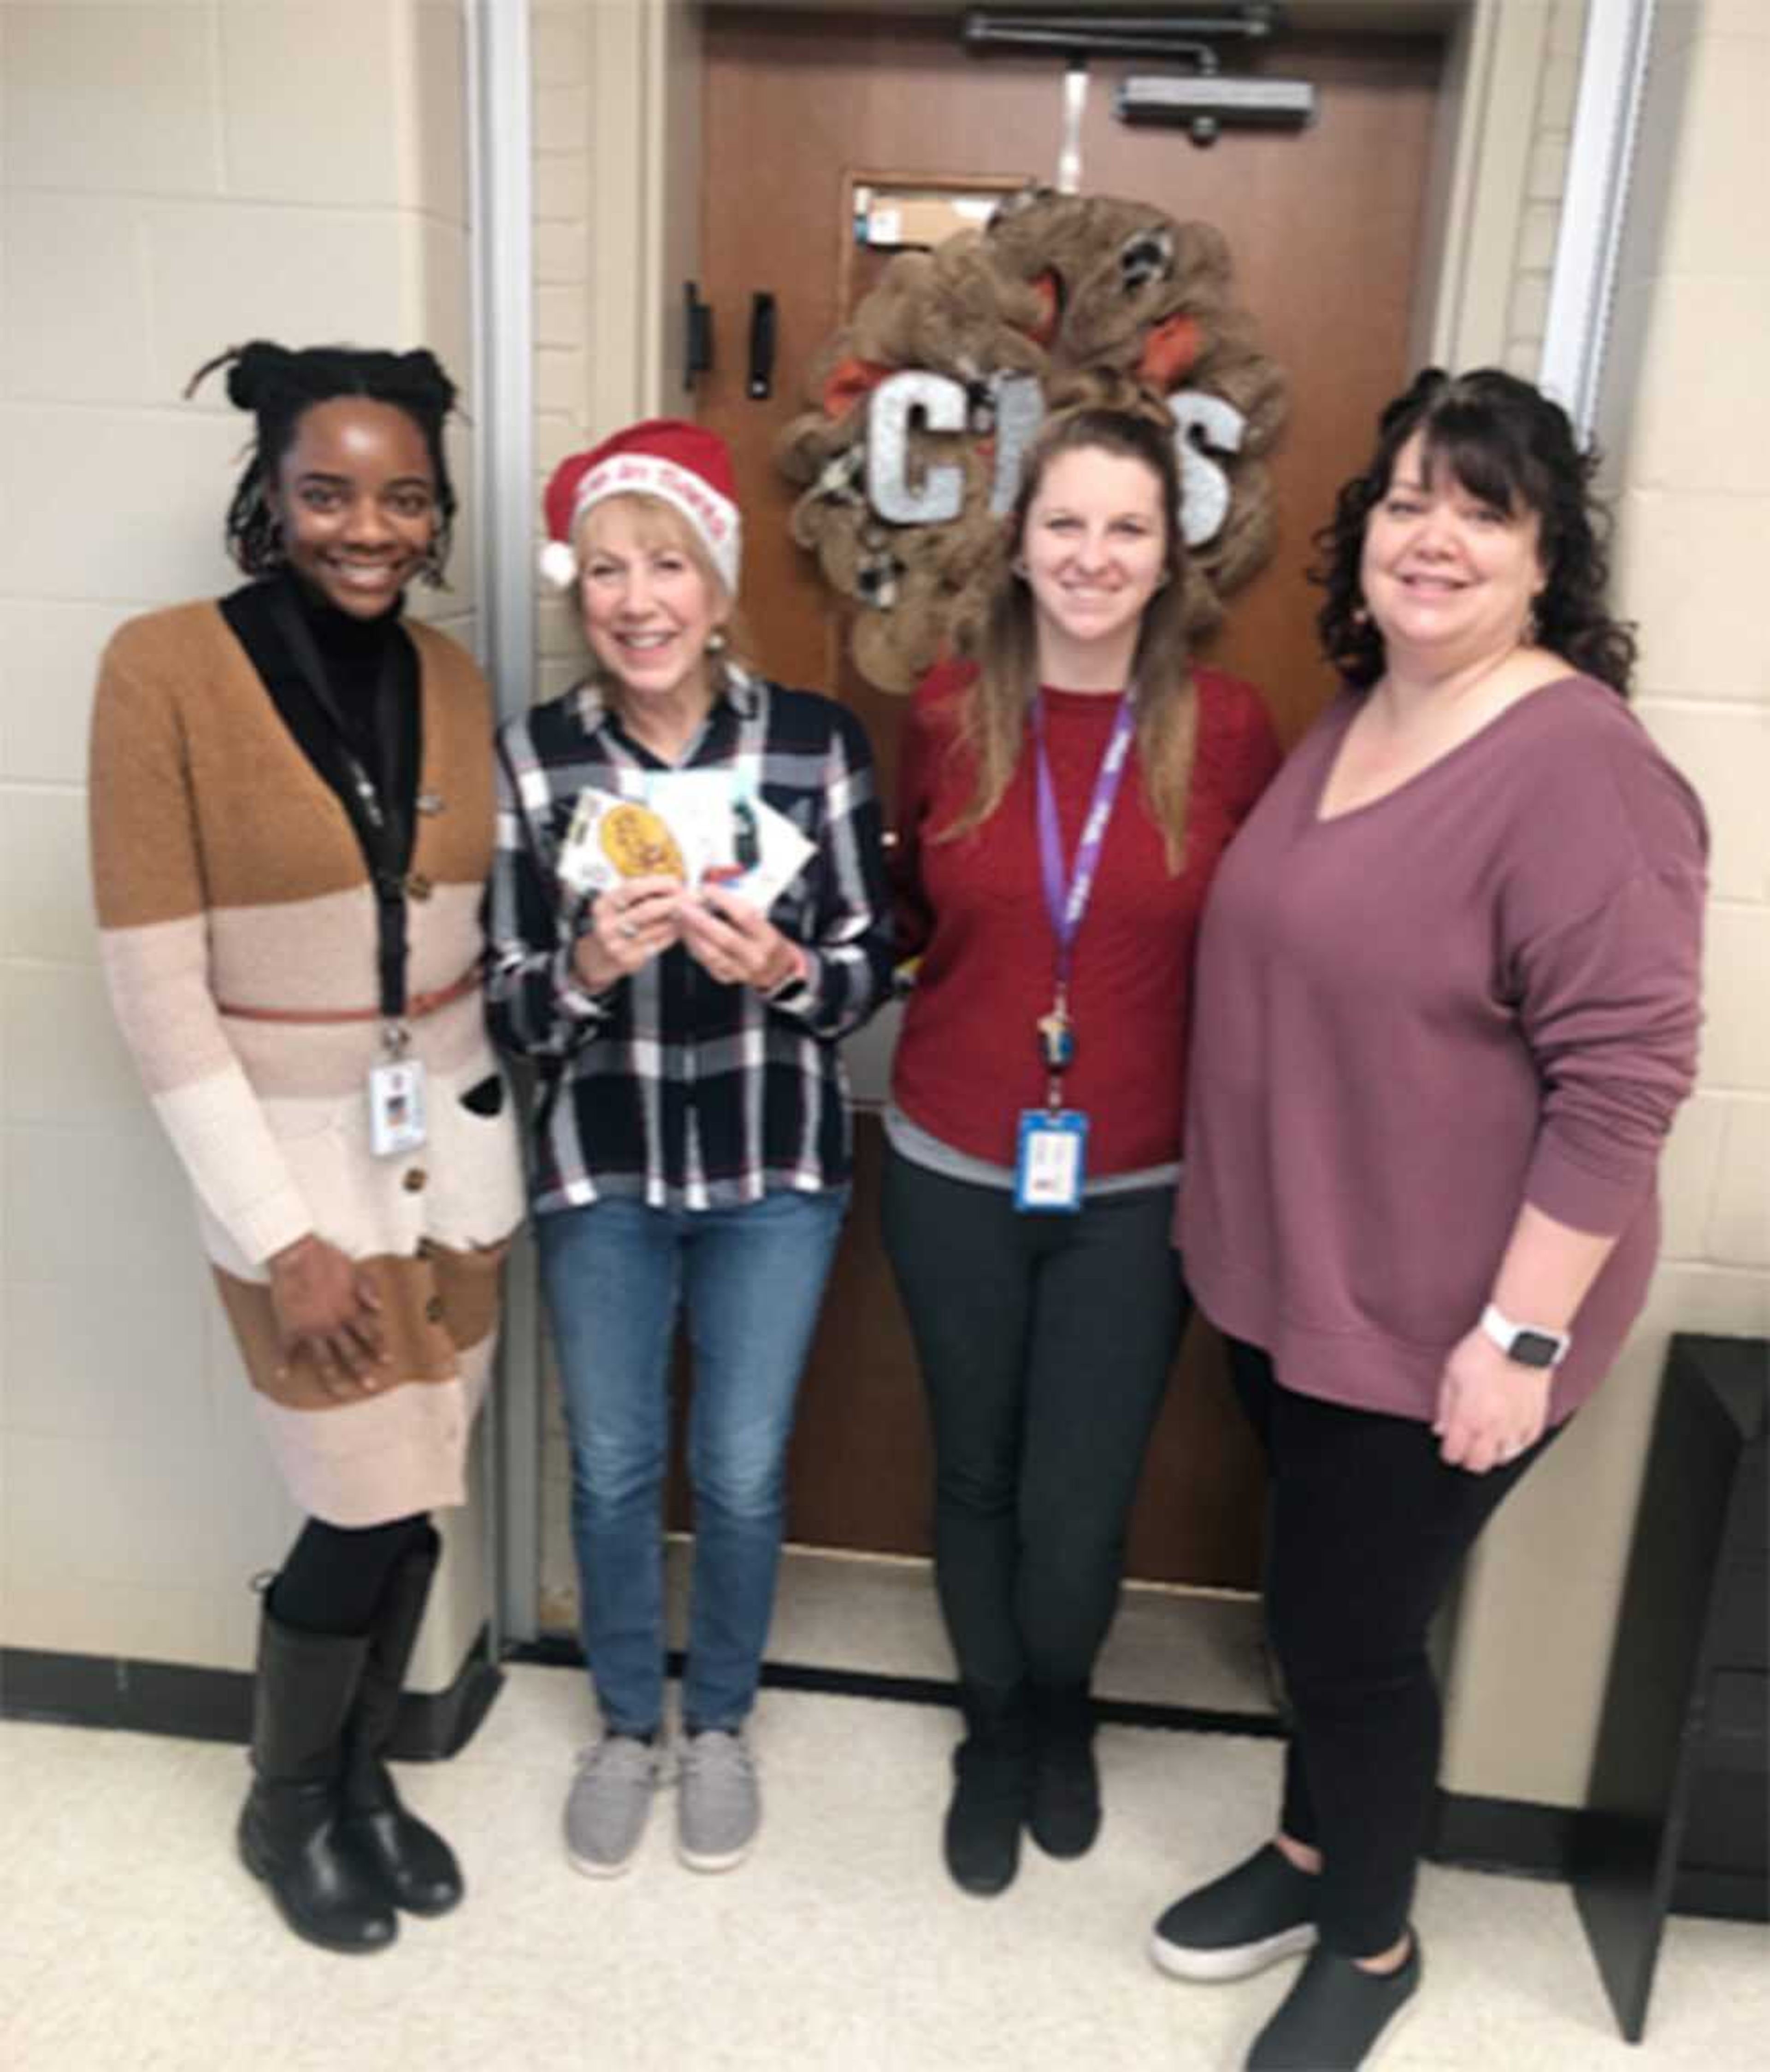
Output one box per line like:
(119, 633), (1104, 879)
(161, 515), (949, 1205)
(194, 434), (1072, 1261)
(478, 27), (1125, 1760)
(368, 1058), (427, 1158)
(1014, 1108), (1087, 1214)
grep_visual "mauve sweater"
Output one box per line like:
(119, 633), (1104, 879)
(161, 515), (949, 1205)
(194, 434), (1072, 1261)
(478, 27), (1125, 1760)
(1178, 676), (1708, 1426)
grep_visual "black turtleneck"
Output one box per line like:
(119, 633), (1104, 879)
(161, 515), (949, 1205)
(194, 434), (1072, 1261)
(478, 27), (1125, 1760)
(221, 571), (421, 878)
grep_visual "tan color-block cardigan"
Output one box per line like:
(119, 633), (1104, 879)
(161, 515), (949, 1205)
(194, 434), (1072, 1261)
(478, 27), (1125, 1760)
(89, 601), (525, 1526)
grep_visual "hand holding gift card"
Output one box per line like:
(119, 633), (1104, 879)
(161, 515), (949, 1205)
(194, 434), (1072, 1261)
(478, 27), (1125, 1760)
(560, 772), (814, 911)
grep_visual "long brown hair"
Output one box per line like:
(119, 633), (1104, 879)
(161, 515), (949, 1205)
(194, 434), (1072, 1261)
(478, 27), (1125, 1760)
(940, 404), (1198, 868)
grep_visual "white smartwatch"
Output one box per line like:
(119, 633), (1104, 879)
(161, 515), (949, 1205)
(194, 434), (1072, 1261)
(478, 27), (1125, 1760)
(1480, 1302), (1571, 1370)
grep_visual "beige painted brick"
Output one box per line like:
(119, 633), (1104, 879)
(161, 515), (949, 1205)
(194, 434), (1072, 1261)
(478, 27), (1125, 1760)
(1509, 270), (1550, 340)
(532, 4), (591, 88)
(533, 151), (590, 223)
(536, 413), (588, 473)
(401, 0), (468, 224)
(5, 1268), (208, 1446)
(1700, 904), (1770, 1093)
(0, 1576), (226, 1668)
(0, 195), (157, 403)
(1525, 132), (1569, 201)
(1502, 338), (1541, 379)
(219, 0), (404, 206)
(403, 213), (472, 397)
(1548, 0), (1590, 58)
(1707, 1098), (1770, 1266)
(535, 220), (590, 285)
(1615, 275), (1770, 499)
(1658, 30), (1770, 281)
(3, 964), (144, 1122)
(537, 346), (586, 415)
(0, 402), (245, 605)
(535, 83), (589, 155)
(1636, 702), (1770, 903)
(0, 600), (138, 785)
(0, 4), (221, 195)
(3, 1118), (195, 1285)
(535, 282), (589, 351)
(538, 655), (587, 700)
(146, 205), (410, 402)
(0, 785), (95, 965)
(1517, 201), (1560, 273)
(1613, 490), (1770, 705)
(1655, 1089), (1728, 1258)
(1537, 47), (1583, 130)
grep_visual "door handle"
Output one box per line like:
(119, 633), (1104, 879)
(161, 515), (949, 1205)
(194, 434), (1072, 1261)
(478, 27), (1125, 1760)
(747, 292), (777, 401)
(683, 281), (714, 393)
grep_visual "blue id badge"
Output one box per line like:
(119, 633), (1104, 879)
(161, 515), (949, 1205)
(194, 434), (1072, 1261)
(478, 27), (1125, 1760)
(1014, 1109), (1088, 1214)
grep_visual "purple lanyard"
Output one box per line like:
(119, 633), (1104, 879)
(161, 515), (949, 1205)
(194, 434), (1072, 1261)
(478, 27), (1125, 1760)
(1032, 690), (1136, 995)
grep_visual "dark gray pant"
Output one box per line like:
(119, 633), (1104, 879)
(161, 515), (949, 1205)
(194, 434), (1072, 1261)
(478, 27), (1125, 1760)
(882, 1147), (1188, 1691)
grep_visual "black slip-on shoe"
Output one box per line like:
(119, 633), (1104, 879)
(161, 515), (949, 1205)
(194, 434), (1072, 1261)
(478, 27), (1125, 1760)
(1149, 1842), (1320, 1981)
(1245, 1933), (1422, 2071)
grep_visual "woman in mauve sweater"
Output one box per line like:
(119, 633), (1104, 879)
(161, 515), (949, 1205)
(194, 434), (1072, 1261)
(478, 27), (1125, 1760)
(1152, 370), (1706, 2072)
(885, 403), (1280, 1897)
(89, 343), (523, 1958)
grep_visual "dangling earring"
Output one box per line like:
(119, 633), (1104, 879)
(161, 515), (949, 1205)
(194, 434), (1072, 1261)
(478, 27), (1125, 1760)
(1522, 603), (1540, 646)
(1351, 600), (1370, 627)
(705, 628), (728, 655)
(1011, 556), (1029, 581)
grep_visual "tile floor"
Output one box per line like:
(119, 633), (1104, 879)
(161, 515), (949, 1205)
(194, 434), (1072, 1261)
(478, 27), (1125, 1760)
(5, 1665), (1766, 2072)
(4, 1558), (1764, 2072)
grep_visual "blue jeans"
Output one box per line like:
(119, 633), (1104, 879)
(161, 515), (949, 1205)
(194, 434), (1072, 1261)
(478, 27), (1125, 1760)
(537, 1187), (848, 1736)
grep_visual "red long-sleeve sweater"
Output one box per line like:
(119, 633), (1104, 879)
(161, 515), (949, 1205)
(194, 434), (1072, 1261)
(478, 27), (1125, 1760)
(891, 660), (1281, 1179)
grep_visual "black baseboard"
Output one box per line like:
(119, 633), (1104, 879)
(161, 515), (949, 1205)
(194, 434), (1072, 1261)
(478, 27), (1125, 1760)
(510, 1634), (1289, 1741)
(0, 1628), (502, 1763)
(1428, 1788), (1585, 1882)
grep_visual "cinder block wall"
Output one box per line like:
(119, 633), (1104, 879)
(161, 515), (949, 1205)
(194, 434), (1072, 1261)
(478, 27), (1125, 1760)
(1442, 0), (1770, 1807)
(0, 0), (483, 1688)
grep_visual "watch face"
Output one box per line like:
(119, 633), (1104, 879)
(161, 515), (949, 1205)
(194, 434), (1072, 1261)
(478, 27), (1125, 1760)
(1510, 1330), (1560, 1369)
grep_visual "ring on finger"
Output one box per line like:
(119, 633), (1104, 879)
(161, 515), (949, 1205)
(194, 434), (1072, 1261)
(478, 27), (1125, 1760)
(620, 919), (639, 940)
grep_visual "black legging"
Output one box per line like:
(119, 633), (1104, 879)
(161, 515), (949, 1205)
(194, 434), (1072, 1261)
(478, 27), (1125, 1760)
(271, 1512), (432, 1636)
(882, 1148), (1188, 1691)
(1227, 1340), (1559, 1956)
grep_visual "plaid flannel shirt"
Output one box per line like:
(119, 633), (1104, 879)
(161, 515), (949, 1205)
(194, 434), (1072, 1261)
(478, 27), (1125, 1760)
(487, 668), (893, 1214)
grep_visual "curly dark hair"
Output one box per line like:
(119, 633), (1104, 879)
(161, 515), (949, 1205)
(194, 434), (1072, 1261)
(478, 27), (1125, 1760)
(1311, 367), (1635, 696)
(185, 340), (460, 585)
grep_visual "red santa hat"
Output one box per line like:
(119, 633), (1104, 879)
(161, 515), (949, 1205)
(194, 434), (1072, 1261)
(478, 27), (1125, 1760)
(539, 419), (742, 595)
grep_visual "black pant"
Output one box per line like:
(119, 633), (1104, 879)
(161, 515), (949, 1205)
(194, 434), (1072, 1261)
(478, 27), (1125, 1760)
(882, 1148), (1189, 1692)
(271, 1512), (432, 1635)
(1228, 1340), (1558, 1956)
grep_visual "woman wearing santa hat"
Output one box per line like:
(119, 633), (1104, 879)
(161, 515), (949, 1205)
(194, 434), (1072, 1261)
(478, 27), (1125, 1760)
(488, 419), (893, 1879)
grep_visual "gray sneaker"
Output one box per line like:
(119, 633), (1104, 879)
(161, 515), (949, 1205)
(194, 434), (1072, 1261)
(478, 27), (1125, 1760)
(564, 1734), (661, 1877)
(676, 1729), (760, 1872)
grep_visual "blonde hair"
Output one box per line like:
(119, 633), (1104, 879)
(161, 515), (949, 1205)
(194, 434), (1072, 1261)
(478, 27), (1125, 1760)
(574, 491), (756, 699)
(941, 406), (1198, 870)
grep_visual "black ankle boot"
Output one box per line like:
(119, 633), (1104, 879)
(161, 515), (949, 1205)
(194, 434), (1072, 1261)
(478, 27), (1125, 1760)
(238, 1604), (398, 1954)
(1028, 1681), (1099, 1859)
(944, 1682), (1032, 1897)
(335, 1525), (464, 1916)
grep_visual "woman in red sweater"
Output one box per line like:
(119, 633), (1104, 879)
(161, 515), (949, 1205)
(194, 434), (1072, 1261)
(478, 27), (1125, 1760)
(884, 402), (1280, 1897)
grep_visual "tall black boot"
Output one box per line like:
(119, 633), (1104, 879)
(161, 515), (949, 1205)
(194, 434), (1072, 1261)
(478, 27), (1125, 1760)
(335, 1524), (463, 1916)
(1028, 1681), (1100, 1859)
(238, 1602), (398, 1953)
(944, 1682), (1033, 1897)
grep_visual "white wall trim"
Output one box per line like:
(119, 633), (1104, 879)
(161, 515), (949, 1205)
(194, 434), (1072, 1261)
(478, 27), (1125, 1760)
(1539, 0), (1658, 440)
(469, 0), (542, 1646)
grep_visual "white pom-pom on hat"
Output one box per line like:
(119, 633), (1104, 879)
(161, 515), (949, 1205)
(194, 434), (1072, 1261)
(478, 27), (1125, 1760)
(538, 538), (580, 591)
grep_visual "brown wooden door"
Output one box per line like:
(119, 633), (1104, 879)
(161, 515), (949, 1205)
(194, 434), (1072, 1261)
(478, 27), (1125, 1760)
(691, 6), (1446, 1587)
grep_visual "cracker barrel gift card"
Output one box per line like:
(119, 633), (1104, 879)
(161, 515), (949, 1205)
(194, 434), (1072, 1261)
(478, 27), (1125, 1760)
(560, 773), (814, 911)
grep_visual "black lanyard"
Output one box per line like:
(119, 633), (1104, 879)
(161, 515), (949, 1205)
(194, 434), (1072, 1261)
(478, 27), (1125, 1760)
(268, 586), (413, 1024)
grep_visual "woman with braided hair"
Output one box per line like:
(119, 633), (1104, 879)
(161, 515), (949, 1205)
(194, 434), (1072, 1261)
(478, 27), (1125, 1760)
(88, 340), (523, 1954)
